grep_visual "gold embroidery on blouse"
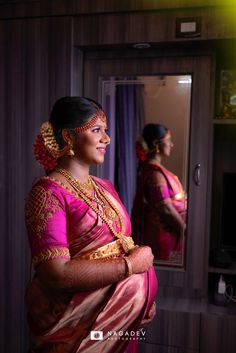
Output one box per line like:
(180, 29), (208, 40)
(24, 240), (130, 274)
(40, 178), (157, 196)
(25, 185), (60, 238)
(32, 247), (70, 267)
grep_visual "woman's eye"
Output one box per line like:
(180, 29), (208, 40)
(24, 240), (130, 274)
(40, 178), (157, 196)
(92, 127), (100, 133)
(105, 128), (109, 134)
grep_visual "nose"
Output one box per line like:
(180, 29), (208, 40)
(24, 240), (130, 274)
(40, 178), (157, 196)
(101, 130), (110, 145)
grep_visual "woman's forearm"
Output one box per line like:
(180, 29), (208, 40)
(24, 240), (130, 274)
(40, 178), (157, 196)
(36, 245), (154, 293)
(158, 203), (186, 235)
(37, 257), (127, 292)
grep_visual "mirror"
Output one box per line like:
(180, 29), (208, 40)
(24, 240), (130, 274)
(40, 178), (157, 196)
(100, 75), (191, 267)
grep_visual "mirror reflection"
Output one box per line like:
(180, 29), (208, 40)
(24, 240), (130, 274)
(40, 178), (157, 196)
(100, 75), (191, 267)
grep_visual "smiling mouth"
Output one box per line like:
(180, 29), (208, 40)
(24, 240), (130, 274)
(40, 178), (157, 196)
(97, 147), (106, 154)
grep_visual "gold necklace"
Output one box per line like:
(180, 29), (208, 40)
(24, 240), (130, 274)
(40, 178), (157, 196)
(91, 180), (118, 220)
(55, 168), (117, 221)
(80, 177), (94, 192)
(55, 167), (133, 253)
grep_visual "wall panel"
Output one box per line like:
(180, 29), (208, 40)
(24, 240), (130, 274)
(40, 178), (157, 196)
(0, 16), (73, 352)
(74, 8), (236, 47)
(0, 0), (235, 19)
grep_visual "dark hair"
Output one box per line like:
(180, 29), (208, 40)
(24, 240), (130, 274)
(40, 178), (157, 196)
(49, 96), (103, 146)
(142, 123), (168, 149)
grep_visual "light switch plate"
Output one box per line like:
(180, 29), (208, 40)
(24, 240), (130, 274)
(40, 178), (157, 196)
(176, 17), (201, 38)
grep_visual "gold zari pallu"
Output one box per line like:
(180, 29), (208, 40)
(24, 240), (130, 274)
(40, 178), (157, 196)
(78, 237), (135, 260)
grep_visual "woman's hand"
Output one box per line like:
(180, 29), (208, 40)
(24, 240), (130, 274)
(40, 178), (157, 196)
(158, 202), (186, 237)
(127, 246), (154, 274)
(139, 302), (156, 327)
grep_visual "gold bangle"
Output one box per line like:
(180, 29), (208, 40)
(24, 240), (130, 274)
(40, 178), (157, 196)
(123, 256), (133, 277)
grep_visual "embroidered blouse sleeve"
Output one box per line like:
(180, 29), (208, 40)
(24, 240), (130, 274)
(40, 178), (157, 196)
(144, 171), (171, 207)
(25, 181), (70, 268)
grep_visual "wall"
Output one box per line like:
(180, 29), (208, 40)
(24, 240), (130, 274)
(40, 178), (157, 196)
(0, 16), (73, 352)
(0, 0), (235, 19)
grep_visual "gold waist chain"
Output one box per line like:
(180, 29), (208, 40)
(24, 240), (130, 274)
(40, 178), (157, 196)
(77, 238), (135, 260)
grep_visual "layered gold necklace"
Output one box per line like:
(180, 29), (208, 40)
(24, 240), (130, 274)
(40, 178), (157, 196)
(55, 167), (133, 253)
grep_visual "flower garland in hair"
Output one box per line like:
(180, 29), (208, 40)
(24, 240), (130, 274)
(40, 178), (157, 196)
(135, 137), (149, 162)
(34, 134), (58, 172)
(34, 121), (72, 172)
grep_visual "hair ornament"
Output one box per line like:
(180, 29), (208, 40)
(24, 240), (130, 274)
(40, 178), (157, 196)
(34, 121), (69, 172)
(41, 121), (68, 158)
(135, 137), (149, 162)
(73, 110), (106, 133)
(34, 134), (58, 172)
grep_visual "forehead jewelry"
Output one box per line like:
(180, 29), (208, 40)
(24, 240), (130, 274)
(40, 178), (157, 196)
(73, 110), (107, 133)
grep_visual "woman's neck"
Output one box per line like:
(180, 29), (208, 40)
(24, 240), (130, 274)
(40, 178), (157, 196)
(57, 158), (90, 183)
(147, 154), (162, 165)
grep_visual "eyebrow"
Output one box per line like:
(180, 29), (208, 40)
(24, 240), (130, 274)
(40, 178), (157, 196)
(91, 124), (107, 128)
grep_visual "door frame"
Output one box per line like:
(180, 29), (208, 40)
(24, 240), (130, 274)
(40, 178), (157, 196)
(79, 47), (214, 297)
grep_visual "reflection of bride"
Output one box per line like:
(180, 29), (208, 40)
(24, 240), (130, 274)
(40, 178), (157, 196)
(131, 123), (186, 263)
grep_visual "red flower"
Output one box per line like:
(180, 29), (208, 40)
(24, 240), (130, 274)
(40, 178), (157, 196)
(135, 141), (147, 161)
(34, 135), (58, 172)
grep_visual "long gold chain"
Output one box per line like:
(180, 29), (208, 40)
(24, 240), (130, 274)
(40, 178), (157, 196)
(55, 167), (133, 253)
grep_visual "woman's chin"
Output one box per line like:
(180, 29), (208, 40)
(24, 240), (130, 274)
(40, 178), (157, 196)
(92, 157), (105, 165)
(163, 152), (170, 158)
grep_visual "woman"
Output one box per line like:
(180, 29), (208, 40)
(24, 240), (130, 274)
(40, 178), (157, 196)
(25, 97), (157, 353)
(131, 123), (186, 263)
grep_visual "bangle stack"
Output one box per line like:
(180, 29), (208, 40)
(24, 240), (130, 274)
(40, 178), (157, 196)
(123, 256), (133, 277)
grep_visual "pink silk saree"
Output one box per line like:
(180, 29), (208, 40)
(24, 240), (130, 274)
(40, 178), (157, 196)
(25, 176), (157, 353)
(131, 163), (186, 262)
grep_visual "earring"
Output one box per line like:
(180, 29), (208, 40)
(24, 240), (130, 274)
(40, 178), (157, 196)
(156, 146), (160, 154)
(67, 142), (75, 156)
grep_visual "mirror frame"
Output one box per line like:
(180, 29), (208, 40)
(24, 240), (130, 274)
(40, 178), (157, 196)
(100, 75), (192, 268)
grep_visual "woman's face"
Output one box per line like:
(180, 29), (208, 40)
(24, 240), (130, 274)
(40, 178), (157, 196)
(159, 132), (173, 157)
(73, 117), (110, 166)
